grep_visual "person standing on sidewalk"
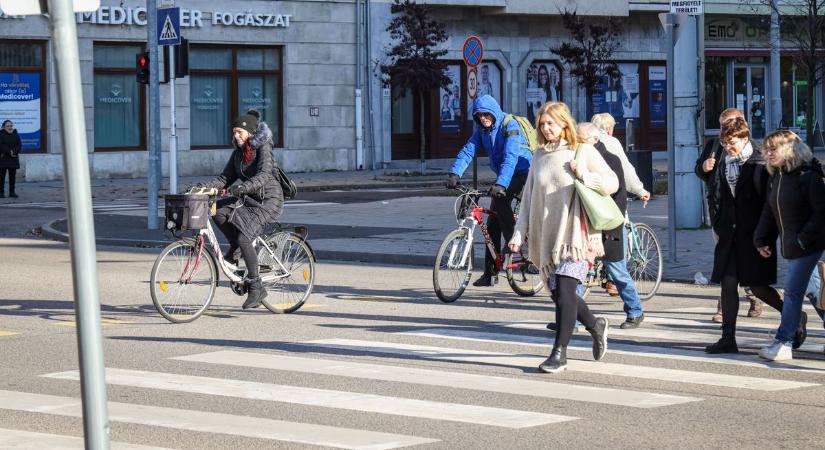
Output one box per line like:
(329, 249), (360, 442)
(694, 108), (763, 321)
(697, 118), (790, 354)
(755, 130), (825, 361)
(0, 120), (21, 198)
(509, 102), (617, 373)
(446, 95), (532, 287)
(579, 123), (646, 329)
(199, 110), (284, 310)
(591, 113), (651, 297)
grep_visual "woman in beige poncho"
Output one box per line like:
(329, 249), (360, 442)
(509, 102), (618, 373)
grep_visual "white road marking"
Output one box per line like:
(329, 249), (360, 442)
(174, 350), (699, 408)
(404, 327), (825, 373)
(299, 339), (818, 391)
(0, 390), (436, 450)
(43, 369), (574, 429)
(0, 428), (172, 449)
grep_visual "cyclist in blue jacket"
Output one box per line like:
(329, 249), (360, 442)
(446, 94), (533, 287)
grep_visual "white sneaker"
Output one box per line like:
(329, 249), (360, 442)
(759, 339), (793, 361)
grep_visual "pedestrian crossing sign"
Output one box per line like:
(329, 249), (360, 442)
(157, 7), (181, 45)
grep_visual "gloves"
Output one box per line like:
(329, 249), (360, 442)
(229, 184), (246, 197)
(446, 173), (460, 189)
(489, 184), (507, 198)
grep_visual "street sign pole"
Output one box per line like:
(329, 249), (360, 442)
(463, 37), (483, 190)
(169, 46), (177, 194)
(45, 0), (111, 448)
(665, 13), (677, 263)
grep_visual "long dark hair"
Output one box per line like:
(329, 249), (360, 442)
(2, 120), (11, 128)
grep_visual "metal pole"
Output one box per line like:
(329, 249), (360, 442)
(147, 1), (161, 229)
(169, 46), (177, 194)
(666, 14), (677, 263)
(46, 0), (110, 448)
(769, 0), (781, 132)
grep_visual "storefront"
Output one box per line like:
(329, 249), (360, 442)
(704, 15), (824, 141)
(0, 1), (358, 181)
(377, 5), (670, 163)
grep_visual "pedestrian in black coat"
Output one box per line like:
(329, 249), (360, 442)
(0, 120), (21, 198)
(202, 110), (284, 310)
(696, 118), (788, 354)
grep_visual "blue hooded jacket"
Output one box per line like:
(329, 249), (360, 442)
(449, 95), (532, 188)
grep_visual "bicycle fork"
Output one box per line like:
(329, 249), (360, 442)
(448, 221), (476, 269)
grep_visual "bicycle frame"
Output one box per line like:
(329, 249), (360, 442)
(451, 189), (522, 272)
(195, 219), (291, 284)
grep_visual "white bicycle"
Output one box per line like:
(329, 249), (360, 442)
(149, 188), (316, 323)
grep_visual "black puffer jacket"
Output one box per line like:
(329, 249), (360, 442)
(0, 129), (21, 170)
(595, 141), (626, 262)
(205, 121), (283, 239)
(754, 160), (825, 259)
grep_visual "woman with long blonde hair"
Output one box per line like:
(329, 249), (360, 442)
(509, 102), (618, 373)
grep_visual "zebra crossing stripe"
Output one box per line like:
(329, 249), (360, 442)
(404, 328), (825, 374)
(0, 390), (437, 449)
(43, 369), (575, 429)
(0, 428), (172, 449)
(299, 339), (817, 391)
(0, 330), (18, 337)
(492, 320), (825, 354)
(173, 350), (700, 408)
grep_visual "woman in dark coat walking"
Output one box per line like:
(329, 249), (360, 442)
(0, 120), (22, 198)
(696, 118), (796, 354)
(201, 110), (284, 309)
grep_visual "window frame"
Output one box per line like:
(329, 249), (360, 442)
(190, 44), (284, 149)
(0, 39), (48, 154)
(92, 41), (147, 152)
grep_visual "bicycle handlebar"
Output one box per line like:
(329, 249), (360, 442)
(451, 183), (522, 203)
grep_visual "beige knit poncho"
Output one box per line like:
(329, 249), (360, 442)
(509, 139), (619, 280)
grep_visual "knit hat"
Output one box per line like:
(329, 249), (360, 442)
(232, 114), (258, 134)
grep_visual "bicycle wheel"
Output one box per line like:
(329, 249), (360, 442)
(150, 239), (217, 323)
(505, 251), (544, 297)
(259, 232), (316, 314)
(433, 228), (474, 303)
(626, 223), (663, 301)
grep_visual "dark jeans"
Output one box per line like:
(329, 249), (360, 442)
(0, 167), (15, 194)
(552, 275), (598, 347)
(720, 252), (782, 330)
(484, 173), (528, 275)
(214, 199), (259, 279)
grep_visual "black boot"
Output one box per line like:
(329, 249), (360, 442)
(705, 324), (738, 354)
(587, 317), (609, 361)
(472, 273), (498, 287)
(538, 345), (567, 373)
(242, 276), (268, 309)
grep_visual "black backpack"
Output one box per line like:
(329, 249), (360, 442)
(274, 163), (297, 200)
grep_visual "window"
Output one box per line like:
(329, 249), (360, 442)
(190, 46), (283, 148)
(0, 40), (46, 152)
(93, 43), (145, 150)
(704, 57), (727, 130)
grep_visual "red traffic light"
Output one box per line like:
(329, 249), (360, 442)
(136, 52), (150, 84)
(138, 55), (148, 67)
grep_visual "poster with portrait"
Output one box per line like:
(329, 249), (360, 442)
(526, 61), (562, 125)
(648, 66), (666, 128)
(587, 63), (639, 129)
(467, 63), (501, 127)
(440, 64), (461, 134)
(0, 72), (41, 150)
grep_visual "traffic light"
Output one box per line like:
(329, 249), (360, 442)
(162, 38), (189, 80)
(136, 52), (149, 84)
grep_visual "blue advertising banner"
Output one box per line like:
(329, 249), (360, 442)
(0, 72), (41, 150)
(648, 66), (666, 128)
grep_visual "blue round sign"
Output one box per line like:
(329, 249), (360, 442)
(463, 36), (483, 67)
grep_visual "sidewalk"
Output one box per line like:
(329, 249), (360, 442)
(31, 169), (748, 284)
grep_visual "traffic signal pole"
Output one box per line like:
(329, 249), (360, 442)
(147, 1), (161, 229)
(45, 0), (111, 447)
(169, 46), (178, 194)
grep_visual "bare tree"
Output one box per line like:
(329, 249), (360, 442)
(550, 10), (622, 115)
(379, 0), (450, 173)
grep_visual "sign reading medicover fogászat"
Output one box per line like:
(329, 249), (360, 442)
(670, 0), (703, 15)
(0, 72), (40, 150)
(74, 6), (292, 28)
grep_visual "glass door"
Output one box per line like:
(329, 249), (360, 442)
(732, 65), (767, 138)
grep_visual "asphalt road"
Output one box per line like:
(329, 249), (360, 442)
(1, 237), (825, 449)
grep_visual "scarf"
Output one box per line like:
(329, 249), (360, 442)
(243, 142), (255, 165)
(724, 141), (753, 197)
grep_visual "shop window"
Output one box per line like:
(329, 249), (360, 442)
(704, 57), (727, 130)
(588, 63), (641, 129)
(525, 61), (563, 125)
(0, 40), (46, 152)
(190, 46), (283, 148)
(93, 43), (144, 150)
(780, 58), (811, 130)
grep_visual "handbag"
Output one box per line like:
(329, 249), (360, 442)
(573, 145), (625, 231)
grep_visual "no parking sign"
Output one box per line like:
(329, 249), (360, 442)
(463, 36), (483, 100)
